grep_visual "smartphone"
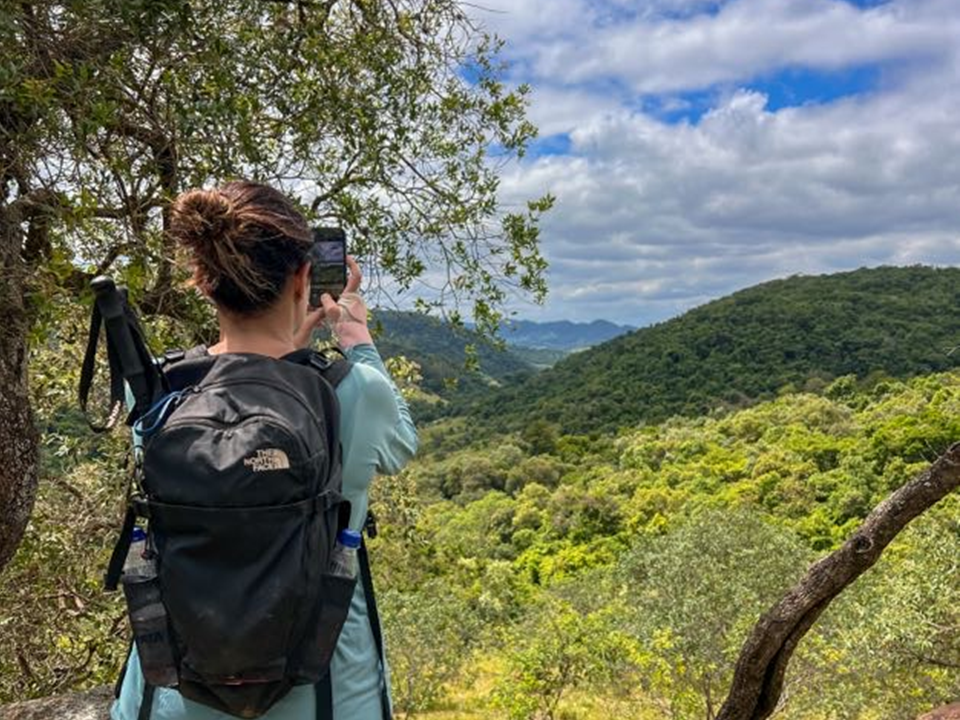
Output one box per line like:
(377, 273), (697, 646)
(308, 227), (347, 307)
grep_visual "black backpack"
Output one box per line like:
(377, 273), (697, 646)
(104, 348), (357, 719)
(78, 279), (379, 718)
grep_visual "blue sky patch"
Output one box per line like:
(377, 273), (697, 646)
(528, 133), (574, 158)
(656, 1), (726, 21)
(459, 60), (484, 86)
(588, 1), (727, 25)
(641, 90), (716, 125)
(638, 63), (884, 126)
(748, 64), (883, 111)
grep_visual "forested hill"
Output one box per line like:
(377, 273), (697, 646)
(459, 265), (960, 434)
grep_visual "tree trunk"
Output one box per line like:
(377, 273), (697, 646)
(716, 442), (960, 720)
(0, 205), (40, 573)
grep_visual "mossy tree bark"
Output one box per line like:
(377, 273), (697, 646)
(0, 204), (39, 572)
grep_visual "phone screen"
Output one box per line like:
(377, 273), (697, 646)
(308, 227), (347, 307)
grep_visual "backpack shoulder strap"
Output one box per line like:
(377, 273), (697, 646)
(161, 345), (217, 392)
(282, 348), (354, 388)
(280, 348), (352, 478)
(159, 346), (351, 396)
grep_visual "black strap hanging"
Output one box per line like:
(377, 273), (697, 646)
(359, 537), (392, 720)
(79, 276), (164, 430)
(78, 302), (125, 432)
(104, 504), (138, 591)
(138, 683), (155, 720)
(114, 638), (135, 699)
(315, 672), (334, 720)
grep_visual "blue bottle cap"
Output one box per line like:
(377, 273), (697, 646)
(336, 529), (362, 549)
(131, 527), (147, 543)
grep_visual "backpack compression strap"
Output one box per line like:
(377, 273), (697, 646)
(138, 683), (156, 720)
(314, 674), (333, 720)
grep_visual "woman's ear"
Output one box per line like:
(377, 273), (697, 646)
(294, 261), (311, 301)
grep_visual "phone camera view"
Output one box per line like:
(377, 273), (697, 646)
(314, 240), (345, 263)
(309, 228), (347, 306)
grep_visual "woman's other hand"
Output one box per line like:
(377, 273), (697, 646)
(293, 303), (326, 349)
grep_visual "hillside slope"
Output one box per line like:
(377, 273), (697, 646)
(460, 266), (960, 433)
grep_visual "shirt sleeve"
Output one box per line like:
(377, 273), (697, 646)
(343, 343), (418, 475)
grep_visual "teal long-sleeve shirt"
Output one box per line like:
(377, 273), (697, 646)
(112, 343), (418, 720)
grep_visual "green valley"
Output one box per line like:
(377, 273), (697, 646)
(370, 370), (959, 719)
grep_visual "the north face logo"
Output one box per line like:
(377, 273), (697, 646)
(244, 449), (291, 472)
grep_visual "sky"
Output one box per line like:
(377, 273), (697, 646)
(466, 0), (960, 326)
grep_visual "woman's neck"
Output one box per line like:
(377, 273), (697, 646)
(209, 309), (297, 358)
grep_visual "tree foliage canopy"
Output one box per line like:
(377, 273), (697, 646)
(4, 0), (550, 328)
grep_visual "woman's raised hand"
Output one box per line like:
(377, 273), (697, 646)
(321, 257), (373, 348)
(296, 256), (373, 349)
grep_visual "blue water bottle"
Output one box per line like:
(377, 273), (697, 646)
(329, 529), (362, 579)
(122, 525), (178, 687)
(123, 527), (151, 579)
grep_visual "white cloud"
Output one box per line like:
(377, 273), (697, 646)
(477, 0), (958, 93)
(523, 86), (622, 137)
(464, 0), (960, 325)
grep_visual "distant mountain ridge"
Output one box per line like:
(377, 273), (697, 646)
(372, 310), (533, 396)
(456, 266), (960, 434)
(499, 319), (635, 350)
(373, 313), (635, 391)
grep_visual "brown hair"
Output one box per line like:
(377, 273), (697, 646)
(171, 181), (312, 314)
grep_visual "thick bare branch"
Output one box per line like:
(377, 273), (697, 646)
(717, 442), (960, 720)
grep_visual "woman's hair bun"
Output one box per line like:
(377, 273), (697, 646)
(172, 188), (241, 253)
(170, 181), (312, 315)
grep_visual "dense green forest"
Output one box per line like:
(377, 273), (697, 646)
(360, 370), (960, 719)
(2, 288), (957, 719)
(455, 266), (960, 434)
